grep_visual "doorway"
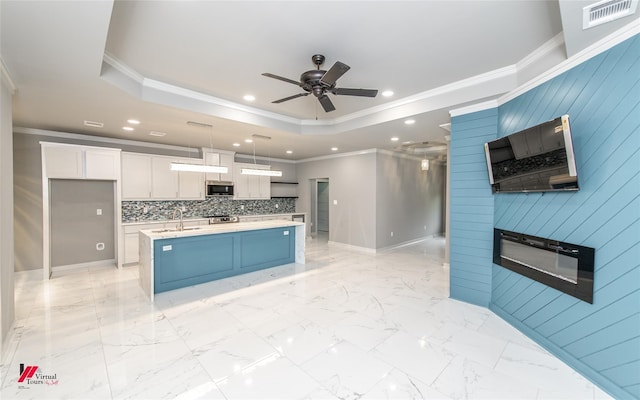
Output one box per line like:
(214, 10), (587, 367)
(309, 178), (329, 238)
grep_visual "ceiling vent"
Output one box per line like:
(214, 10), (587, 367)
(149, 131), (167, 137)
(83, 120), (103, 128)
(583, 0), (638, 29)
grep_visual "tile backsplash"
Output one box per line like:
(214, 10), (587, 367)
(122, 197), (296, 222)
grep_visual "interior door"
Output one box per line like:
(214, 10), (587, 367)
(317, 181), (329, 232)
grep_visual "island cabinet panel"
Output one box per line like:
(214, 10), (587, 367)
(153, 227), (295, 293)
(239, 228), (294, 272)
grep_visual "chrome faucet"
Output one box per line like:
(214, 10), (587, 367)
(172, 207), (184, 231)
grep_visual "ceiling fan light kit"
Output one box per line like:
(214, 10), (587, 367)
(262, 54), (378, 112)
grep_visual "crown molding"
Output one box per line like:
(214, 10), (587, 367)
(14, 127), (200, 154)
(500, 20), (639, 105)
(449, 99), (499, 117)
(0, 57), (16, 94)
(297, 148), (378, 163)
(516, 32), (565, 72)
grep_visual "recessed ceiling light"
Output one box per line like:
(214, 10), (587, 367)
(149, 131), (167, 137)
(243, 95), (256, 102)
(382, 90), (394, 97)
(391, 137), (399, 142)
(402, 141), (414, 145)
(232, 143), (241, 147)
(331, 147), (338, 151)
(244, 139), (253, 143)
(127, 119), (140, 125)
(286, 150), (293, 154)
(83, 120), (103, 128)
(404, 119), (416, 125)
(122, 126), (134, 131)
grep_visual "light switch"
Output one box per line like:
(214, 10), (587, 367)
(96, 209), (102, 215)
(333, 200), (338, 205)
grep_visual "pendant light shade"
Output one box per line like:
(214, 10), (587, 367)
(241, 168), (283, 177)
(170, 163), (228, 173)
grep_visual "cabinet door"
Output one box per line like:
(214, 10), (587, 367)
(204, 152), (220, 181)
(233, 167), (251, 199)
(258, 175), (271, 199)
(85, 149), (120, 180)
(151, 157), (179, 199)
(219, 153), (234, 182)
(121, 153), (152, 199)
(44, 146), (83, 178)
(177, 159), (204, 199)
(124, 233), (139, 264)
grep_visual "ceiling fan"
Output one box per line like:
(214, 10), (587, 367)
(262, 54), (378, 112)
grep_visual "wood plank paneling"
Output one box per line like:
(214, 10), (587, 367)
(449, 108), (497, 307)
(488, 34), (640, 399)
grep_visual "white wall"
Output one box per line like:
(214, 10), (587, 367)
(297, 152), (377, 249)
(0, 62), (15, 362)
(375, 151), (444, 248)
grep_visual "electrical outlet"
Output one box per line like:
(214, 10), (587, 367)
(390, 232), (394, 237)
(333, 200), (338, 205)
(241, 205), (245, 210)
(96, 208), (102, 216)
(181, 206), (186, 212)
(275, 204), (279, 209)
(143, 205), (149, 213)
(424, 225), (427, 230)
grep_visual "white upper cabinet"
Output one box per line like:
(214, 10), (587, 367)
(203, 149), (235, 182)
(233, 162), (270, 200)
(121, 153), (152, 199)
(85, 149), (121, 180)
(41, 143), (120, 180)
(43, 145), (83, 179)
(176, 158), (204, 199)
(151, 156), (179, 199)
(122, 153), (204, 200)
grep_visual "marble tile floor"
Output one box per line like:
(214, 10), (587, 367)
(1, 235), (612, 400)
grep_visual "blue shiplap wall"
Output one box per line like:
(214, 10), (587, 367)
(449, 108), (497, 307)
(487, 35), (640, 399)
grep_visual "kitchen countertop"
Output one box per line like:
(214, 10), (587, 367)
(140, 219), (305, 240)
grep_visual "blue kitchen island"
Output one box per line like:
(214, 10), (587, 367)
(138, 220), (305, 301)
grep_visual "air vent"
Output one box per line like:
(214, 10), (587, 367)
(583, 0), (638, 29)
(149, 131), (167, 137)
(186, 121), (212, 128)
(83, 120), (103, 128)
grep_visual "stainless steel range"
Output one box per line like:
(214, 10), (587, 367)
(207, 215), (239, 224)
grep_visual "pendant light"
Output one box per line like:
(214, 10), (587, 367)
(241, 135), (283, 177)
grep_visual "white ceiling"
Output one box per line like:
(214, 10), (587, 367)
(1, 1), (636, 160)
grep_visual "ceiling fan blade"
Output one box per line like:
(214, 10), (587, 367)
(320, 61), (350, 86)
(333, 88), (378, 97)
(318, 95), (336, 112)
(262, 73), (301, 86)
(272, 92), (310, 103)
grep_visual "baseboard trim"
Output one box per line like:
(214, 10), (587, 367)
(327, 241), (376, 254)
(52, 259), (117, 272)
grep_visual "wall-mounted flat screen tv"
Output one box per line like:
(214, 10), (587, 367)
(484, 115), (579, 193)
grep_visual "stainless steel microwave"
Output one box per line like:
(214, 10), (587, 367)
(206, 182), (234, 196)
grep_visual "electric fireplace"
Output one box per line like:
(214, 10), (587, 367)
(493, 229), (595, 303)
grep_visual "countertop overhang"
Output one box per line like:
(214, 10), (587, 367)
(140, 220), (304, 240)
